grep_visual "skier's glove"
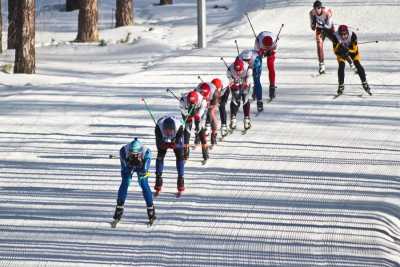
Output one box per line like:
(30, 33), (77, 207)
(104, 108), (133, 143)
(337, 45), (349, 57)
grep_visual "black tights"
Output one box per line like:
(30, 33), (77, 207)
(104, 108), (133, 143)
(338, 60), (366, 85)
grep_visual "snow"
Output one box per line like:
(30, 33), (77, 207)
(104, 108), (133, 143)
(1, 0), (400, 266)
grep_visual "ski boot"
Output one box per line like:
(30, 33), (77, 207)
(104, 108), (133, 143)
(176, 176), (185, 197)
(257, 100), (263, 112)
(230, 116), (237, 130)
(154, 174), (163, 197)
(221, 124), (228, 137)
(318, 62), (326, 74)
(210, 132), (217, 148)
(244, 116), (251, 130)
(147, 205), (156, 226)
(337, 84), (344, 95)
(183, 144), (190, 160)
(269, 85), (276, 101)
(111, 204), (124, 228)
(362, 81), (372, 95)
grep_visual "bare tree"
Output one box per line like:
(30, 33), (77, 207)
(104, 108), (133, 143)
(8, 0), (17, 49)
(14, 0), (35, 74)
(160, 0), (173, 5)
(116, 0), (133, 27)
(76, 0), (99, 42)
(66, 0), (80, 11)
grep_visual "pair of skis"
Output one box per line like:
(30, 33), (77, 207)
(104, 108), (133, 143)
(111, 215), (156, 228)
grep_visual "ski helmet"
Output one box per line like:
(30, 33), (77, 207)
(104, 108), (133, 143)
(187, 91), (198, 105)
(262, 36), (273, 47)
(162, 117), (176, 142)
(198, 83), (211, 99)
(234, 57), (244, 72)
(313, 0), (322, 9)
(129, 138), (143, 154)
(338, 25), (349, 35)
(163, 117), (175, 131)
(240, 50), (252, 61)
(211, 78), (223, 90)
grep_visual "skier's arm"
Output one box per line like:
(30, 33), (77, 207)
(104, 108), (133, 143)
(119, 146), (132, 179)
(309, 11), (316, 31)
(348, 33), (358, 54)
(138, 148), (151, 178)
(324, 8), (333, 29)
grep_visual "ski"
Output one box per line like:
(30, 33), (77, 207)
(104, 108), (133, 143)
(333, 93), (363, 99)
(153, 190), (161, 197)
(110, 219), (120, 228)
(175, 191), (183, 198)
(242, 129), (250, 135)
(201, 159), (208, 165)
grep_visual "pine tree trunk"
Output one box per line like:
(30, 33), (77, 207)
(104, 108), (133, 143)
(160, 0), (173, 5)
(8, 0), (17, 49)
(116, 0), (133, 27)
(76, 0), (99, 42)
(66, 0), (80, 11)
(0, 1), (3, 53)
(14, 0), (35, 74)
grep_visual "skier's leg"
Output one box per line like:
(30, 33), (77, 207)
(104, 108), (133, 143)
(316, 29), (324, 64)
(114, 175), (131, 221)
(267, 54), (276, 99)
(253, 56), (263, 101)
(353, 60), (366, 83)
(174, 147), (185, 191)
(155, 149), (167, 191)
(337, 59), (346, 94)
(138, 175), (153, 208)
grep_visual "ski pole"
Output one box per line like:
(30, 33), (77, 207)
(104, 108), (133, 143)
(275, 23), (284, 42)
(244, 12), (257, 38)
(234, 40), (240, 56)
(197, 75), (204, 83)
(359, 40), (379, 45)
(108, 154), (120, 159)
(166, 88), (180, 101)
(141, 98), (157, 125)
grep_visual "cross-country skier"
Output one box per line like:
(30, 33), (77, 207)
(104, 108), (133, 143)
(239, 49), (263, 111)
(254, 30), (277, 101)
(154, 115), (185, 196)
(218, 78), (230, 137)
(332, 25), (371, 96)
(112, 138), (155, 227)
(207, 78), (224, 146)
(309, 0), (335, 74)
(227, 57), (253, 130)
(179, 89), (208, 161)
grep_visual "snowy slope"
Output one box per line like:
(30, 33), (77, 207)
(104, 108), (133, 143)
(0, 0), (400, 266)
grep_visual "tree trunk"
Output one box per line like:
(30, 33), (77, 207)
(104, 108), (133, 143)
(66, 0), (80, 11)
(0, 1), (3, 53)
(116, 0), (133, 27)
(160, 0), (173, 5)
(76, 0), (99, 42)
(14, 0), (35, 74)
(8, 0), (17, 49)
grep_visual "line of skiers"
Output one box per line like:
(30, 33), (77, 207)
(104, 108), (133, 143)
(111, 0), (373, 226)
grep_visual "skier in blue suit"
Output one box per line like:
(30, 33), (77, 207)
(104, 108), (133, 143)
(112, 138), (155, 226)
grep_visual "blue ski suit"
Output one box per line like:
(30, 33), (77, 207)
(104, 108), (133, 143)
(116, 144), (153, 208)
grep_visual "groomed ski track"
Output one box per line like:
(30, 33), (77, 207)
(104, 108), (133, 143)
(0, 0), (399, 266)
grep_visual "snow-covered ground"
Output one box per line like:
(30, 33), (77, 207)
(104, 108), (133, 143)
(0, 0), (399, 266)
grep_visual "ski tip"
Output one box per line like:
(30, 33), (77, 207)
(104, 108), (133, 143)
(175, 192), (182, 198)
